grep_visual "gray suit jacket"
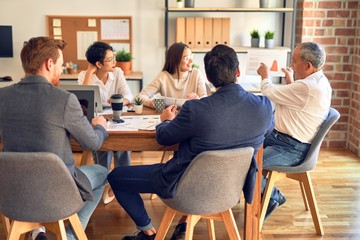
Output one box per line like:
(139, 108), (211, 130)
(0, 75), (108, 201)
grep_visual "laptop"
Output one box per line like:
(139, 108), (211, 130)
(59, 84), (104, 113)
(65, 89), (95, 122)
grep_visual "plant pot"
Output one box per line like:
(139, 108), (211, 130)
(265, 39), (274, 49)
(185, 0), (194, 8)
(251, 38), (260, 48)
(177, 1), (184, 8)
(259, 0), (269, 8)
(134, 104), (143, 114)
(117, 61), (132, 75)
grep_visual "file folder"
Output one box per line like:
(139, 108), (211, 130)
(221, 18), (230, 45)
(203, 18), (213, 48)
(212, 18), (222, 46)
(176, 17), (186, 43)
(185, 17), (195, 48)
(195, 17), (204, 48)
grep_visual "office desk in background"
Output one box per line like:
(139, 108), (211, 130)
(71, 106), (262, 240)
(60, 71), (143, 91)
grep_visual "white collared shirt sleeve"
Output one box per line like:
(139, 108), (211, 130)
(113, 67), (134, 103)
(261, 70), (332, 143)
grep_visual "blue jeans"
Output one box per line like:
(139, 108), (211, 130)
(108, 164), (159, 231)
(93, 150), (131, 170)
(66, 164), (107, 240)
(262, 129), (311, 199)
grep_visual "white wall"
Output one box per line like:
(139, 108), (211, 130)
(0, 0), (290, 89)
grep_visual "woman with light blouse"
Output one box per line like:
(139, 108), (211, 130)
(138, 42), (207, 108)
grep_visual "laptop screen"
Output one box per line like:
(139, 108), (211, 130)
(67, 90), (94, 122)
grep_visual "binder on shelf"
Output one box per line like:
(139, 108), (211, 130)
(203, 18), (213, 48)
(212, 18), (222, 46)
(176, 17), (185, 43)
(194, 18), (204, 48)
(185, 17), (195, 48)
(221, 18), (230, 46)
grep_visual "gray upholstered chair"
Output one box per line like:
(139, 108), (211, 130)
(0, 152), (88, 240)
(155, 147), (254, 240)
(260, 107), (340, 235)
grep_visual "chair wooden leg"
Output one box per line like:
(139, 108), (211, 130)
(299, 181), (309, 211)
(2, 215), (11, 237)
(155, 207), (177, 240)
(150, 151), (173, 200)
(80, 150), (92, 166)
(43, 220), (67, 240)
(301, 172), (324, 236)
(221, 209), (241, 240)
(185, 215), (201, 240)
(206, 219), (216, 240)
(259, 171), (283, 231)
(68, 214), (88, 240)
(8, 221), (42, 240)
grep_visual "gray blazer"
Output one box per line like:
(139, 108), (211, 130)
(0, 75), (108, 201)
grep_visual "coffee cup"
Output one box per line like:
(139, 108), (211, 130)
(154, 98), (166, 113)
(110, 94), (124, 120)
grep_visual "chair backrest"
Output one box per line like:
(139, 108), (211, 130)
(163, 147), (254, 215)
(0, 152), (84, 222)
(265, 107), (340, 173)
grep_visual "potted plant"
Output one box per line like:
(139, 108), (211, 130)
(264, 30), (275, 49)
(115, 48), (132, 75)
(176, 0), (184, 8)
(134, 96), (143, 114)
(191, 63), (199, 69)
(250, 29), (260, 48)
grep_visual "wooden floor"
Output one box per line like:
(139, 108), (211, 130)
(1, 148), (360, 239)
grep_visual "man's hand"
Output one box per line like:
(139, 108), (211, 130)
(281, 67), (294, 84)
(257, 63), (270, 80)
(92, 116), (107, 128)
(160, 105), (178, 122)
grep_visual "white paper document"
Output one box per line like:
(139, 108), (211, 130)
(106, 115), (161, 132)
(246, 49), (287, 77)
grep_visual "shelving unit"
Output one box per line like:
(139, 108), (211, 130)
(164, 0), (297, 54)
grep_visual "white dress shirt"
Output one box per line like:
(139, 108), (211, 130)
(261, 70), (332, 143)
(78, 67), (134, 104)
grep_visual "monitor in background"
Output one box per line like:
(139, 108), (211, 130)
(0, 26), (13, 58)
(59, 84), (103, 113)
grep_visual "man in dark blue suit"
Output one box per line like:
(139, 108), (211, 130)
(108, 44), (274, 240)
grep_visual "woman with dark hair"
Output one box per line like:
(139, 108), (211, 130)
(138, 42), (207, 108)
(78, 41), (134, 205)
(78, 41), (134, 106)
